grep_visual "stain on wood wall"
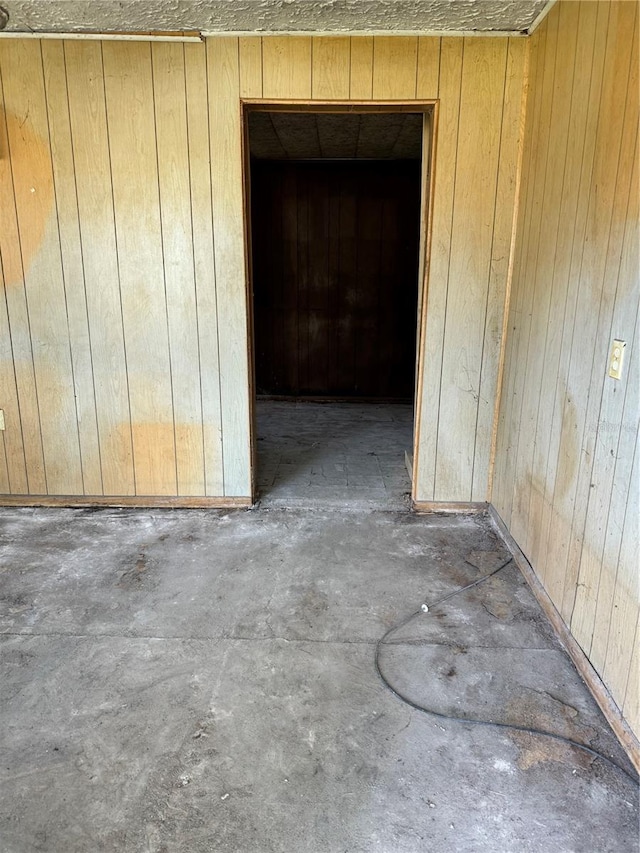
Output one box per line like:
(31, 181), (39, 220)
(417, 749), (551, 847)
(492, 0), (639, 736)
(251, 159), (421, 399)
(0, 34), (526, 500)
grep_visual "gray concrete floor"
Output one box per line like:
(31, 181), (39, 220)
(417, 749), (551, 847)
(256, 401), (413, 509)
(0, 500), (637, 852)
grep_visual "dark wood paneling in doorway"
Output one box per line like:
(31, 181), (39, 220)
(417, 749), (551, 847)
(251, 160), (421, 398)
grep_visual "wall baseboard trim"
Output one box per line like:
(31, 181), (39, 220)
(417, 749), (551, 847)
(488, 504), (640, 775)
(0, 495), (253, 509)
(412, 500), (488, 514)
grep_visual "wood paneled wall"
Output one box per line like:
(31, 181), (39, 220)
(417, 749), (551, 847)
(493, 0), (639, 736)
(0, 34), (526, 501)
(251, 160), (421, 399)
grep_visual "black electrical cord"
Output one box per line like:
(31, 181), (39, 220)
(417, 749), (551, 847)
(375, 558), (639, 786)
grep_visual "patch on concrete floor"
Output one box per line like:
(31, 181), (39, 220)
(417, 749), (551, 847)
(117, 550), (152, 590)
(465, 549), (511, 572)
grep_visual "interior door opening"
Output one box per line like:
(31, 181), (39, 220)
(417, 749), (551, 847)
(244, 106), (432, 508)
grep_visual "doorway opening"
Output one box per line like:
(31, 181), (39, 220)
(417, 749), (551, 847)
(243, 105), (433, 508)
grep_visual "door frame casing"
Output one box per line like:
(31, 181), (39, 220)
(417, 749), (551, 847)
(240, 100), (439, 504)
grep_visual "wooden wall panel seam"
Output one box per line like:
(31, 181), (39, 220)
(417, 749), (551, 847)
(486, 39), (530, 503)
(490, 28), (541, 521)
(523, 1), (586, 572)
(185, 41), (224, 496)
(98, 41), (138, 495)
(204, 39), (226, 495)
(583, 156), (639, 671)
(40, 40), (90, 496)
(536, 1), (610, 590)
(493, 1), (639, 737)
(518, 0), (579, 560)
(571, 140), (639, 653)
(59, 40), (105, 494)
(470, 41), (509, 498)
(149, 44), (182, 496)
(430, 38), (465, 501)
(178, 42), (209, 496)
(556, 0), (635, 618)
(567, 9), (639, 640)
(0, 261), (29, 493)
(541, 1), (611, 596)
(434, 37), (508, 501)
(507, 8), (559, 543)
(0, 54), (49, 494)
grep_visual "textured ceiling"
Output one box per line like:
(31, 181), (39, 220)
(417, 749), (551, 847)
(249, 112), (423, 160)
(0, 1), (550, 35)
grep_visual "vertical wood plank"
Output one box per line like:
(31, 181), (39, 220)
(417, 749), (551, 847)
(41, 39), (103, 495)
(434, 38), (508, 501)
(311, 37), (350, 99)
(262, 37), (311, 99)
(416, 37), (440, 99)
(601, 422), (639, 703)
(508, 7), (560, 541)
(0, 263), (28, 493)
(473, 38), (528, 501)
(491, 26), (545, 523)
(492, 0), (640, 737)
(547, 0), (635, 615)
(372, 37), (418, 100)
(525, 0), (600, 568)
(185, 42), (224, 496)
(239, 37), (262, 98)
(0, 39), (83, 495)
(102, 41), (177, 495)
(152, 42), (206, 496)
(512, 2), (579, 546)
(575, 153), (639, 664)
(0, 64), (45, 493)
(622, 615), (640, 734)
(536, 0), (610, 585)
(64, 41), (135, 496)
(207, 37), (252, 496)
(559, 4), (638, 622)
(0, 428), (8, 493)
(414, 37), (463, 500)
(349, 37), (373, 99)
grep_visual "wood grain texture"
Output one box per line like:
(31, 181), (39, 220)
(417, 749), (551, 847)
(262, 37), (311, 99)
(64, 40), (135, 495)
(489, 504), (640, 774)
(102, 41), (177, 496)
(493, 0), (640, 739)
(152, 42), (206, 496)
(239, 37), (262, 98)
(41, 39), (103, 496)
(472, 38), (527, 501)
(434, 38), (507, 500)
(312, 37), (350, 99)
(0, 39), (83, 495)
(184, 42), (224, 496)
(1, 33), (525, 510)
(207, 37), (252, 496)
(372, 37), (418, 99)
(251, 161), (420, 398)
(416, 37), (440, 98)
(349, 37), (373, 99)
(414, 38), (464, 501)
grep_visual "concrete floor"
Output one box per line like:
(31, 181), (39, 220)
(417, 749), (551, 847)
(256, 400), (414, 509)
(1, 500), (637, 852)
